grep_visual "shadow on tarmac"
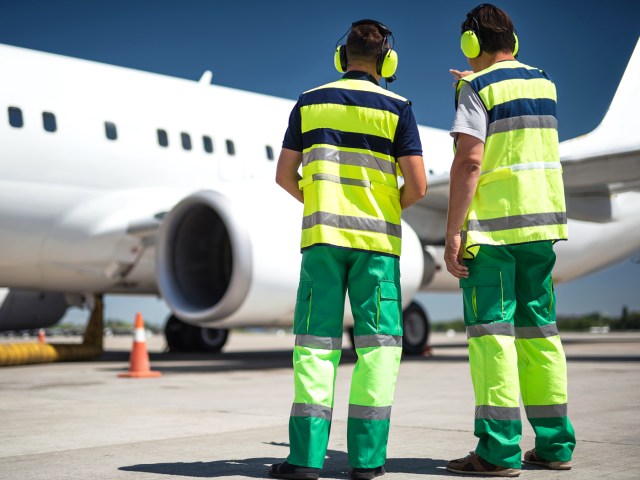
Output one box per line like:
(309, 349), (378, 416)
(100, 343), (640, 376)
(119, 442), (451, 478)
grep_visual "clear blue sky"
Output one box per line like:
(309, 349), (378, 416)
(1, 0), (638, 324)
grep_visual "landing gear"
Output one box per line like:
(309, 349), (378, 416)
(164, 315), (229, 353)
(197, 326), (229, 353)
(402, 301), (430, 355)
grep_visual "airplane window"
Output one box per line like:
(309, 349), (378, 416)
(181, 132), (192, 151)
(203, 135), (213, 153)
(226, 139), (235, 156)
(8, 107), (23, 128)
(42, 112), (57, 132)
(157, 129), (169, 147)
(104, 121), (117, 140)
(266, 145), (274, 160)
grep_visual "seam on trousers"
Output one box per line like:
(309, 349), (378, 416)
(307, 288), (313, 332)
(499, 270), (504, 317)
(376, 284), (381, 333)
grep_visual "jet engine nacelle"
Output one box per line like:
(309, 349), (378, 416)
(156, 185), (426, 328)
(0, 288), (68, 332)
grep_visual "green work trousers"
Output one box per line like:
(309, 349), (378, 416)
(460, 241), (575, 468)
(287, 245), (403, 469)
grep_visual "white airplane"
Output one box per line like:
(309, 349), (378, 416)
(0, 38), (639, 358)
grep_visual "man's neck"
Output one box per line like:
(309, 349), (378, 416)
(347, 64), (382, 82)
(472, 51), (516, 72)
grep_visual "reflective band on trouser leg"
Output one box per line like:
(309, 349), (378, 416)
(468, 331), (522, 468)
(348, 338), (402, 469)
(288, 342), (342, 468)
(516, 334), (576, 462)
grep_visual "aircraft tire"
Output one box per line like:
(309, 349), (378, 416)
(164, 315), (192, 352)
(165, 315), (229, 353)
(402, 302), (430, 356)
(194, 327), (229, 353)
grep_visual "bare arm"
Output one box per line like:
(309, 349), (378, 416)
(275, 148), (304, 203)
(397, 155), (427, 209)
(445, 133), (484, 278)
(449, 68), (474, 87)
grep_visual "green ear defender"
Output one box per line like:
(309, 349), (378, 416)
(460, 30), (482, 58)
(460, 30), (519, 58)
(378, 48), (398, 78)
(334, 45), (347, 72)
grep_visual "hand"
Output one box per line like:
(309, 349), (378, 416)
(444, 233), (469, 279)
(449, 69), (473, 87)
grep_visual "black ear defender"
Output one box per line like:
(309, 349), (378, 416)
(460, 4), (519, 58)
(334, 19), (398, 82)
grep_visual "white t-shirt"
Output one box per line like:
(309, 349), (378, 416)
(450, 82), (488, 142)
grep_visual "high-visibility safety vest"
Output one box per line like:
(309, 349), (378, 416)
(297, 77), (410, 257)
(456, 61), (568, 257)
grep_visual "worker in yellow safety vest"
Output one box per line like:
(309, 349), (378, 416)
(444, 4), (576, 477)
(270, 19), (426, 480)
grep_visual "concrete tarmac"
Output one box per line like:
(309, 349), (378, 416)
(1, 331), (639, 479)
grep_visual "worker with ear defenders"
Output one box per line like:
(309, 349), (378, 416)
(444, 3), (576, 477)
(270, 18), (426, 480)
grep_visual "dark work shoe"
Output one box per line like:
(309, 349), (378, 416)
(269, 461), (320, 480)
(446, 452), (521, 477)
(350, 465), (385, 479)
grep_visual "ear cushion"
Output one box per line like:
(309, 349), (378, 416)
(334, 45), (347, 72)
(461, 30), (481, 58)
(379, 48), (398, 78)
(513, 33), (519, 56)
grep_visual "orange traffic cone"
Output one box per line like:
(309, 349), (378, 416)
(37, 329), (46, 344)
(118, 313), (161, 378)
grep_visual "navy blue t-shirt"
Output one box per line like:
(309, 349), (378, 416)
(282, 71), (423, 158)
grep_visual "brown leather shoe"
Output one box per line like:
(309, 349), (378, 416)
(523, 449), (572, 470)
(446, 452), (521, 477)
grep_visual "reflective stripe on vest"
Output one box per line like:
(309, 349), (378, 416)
(297, 78), (409, 256)
(456, 61), (568, 255)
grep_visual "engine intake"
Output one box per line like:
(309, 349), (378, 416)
(156, 191), (252, 323)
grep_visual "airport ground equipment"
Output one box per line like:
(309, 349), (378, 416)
(0, 296), (104, 366)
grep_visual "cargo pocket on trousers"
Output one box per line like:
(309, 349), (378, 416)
(293, 281), (313, 334)
(377, 280), (401, 334)
(460, 267), (504, 322)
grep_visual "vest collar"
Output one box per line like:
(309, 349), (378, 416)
(342, 70), (379, 85)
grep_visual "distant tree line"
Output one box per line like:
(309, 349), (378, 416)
(432, 306), (640, 333)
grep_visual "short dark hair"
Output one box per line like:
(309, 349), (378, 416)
(346, 22), (385, 65)
(462, 4), (516, 54)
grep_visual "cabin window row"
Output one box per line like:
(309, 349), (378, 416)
(155, 129), (227, 155)
(8, 107), (57, 132)
(7, 106), (275, 160)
